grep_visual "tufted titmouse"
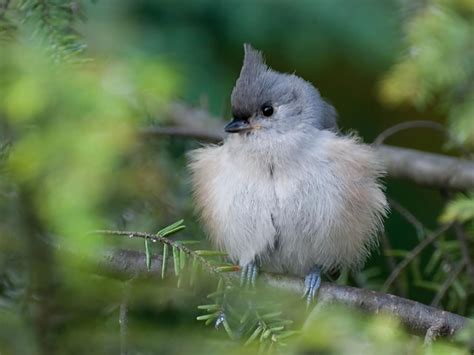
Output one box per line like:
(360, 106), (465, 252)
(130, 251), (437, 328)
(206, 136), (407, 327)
(188, 44), (388, 303)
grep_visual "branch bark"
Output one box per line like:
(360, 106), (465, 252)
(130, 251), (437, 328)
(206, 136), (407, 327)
(377, 145), (474, 190)
(89, 246), (470, 338)
(140, 103), (474, 190)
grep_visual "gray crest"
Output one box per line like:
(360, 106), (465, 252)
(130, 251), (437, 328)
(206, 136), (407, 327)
(231, 44), (274, 118)
(230, 43), (338, 131)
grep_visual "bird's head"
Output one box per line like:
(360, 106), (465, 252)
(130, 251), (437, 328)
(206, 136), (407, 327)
(226, 44), (337, 136)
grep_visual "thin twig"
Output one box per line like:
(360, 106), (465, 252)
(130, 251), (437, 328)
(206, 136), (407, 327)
(93, 230), (235, 285)
(382, 223), (452, 292)
(431, 260), (466, 307)
(388, 197), (425, 241)
(373, 120), (446, 146)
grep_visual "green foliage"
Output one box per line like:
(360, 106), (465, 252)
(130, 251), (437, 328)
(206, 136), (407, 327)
(1, 39), (177, 253)
(380, 0), (474, 148)
(0, 29), (184, 354)
(441, 194), (474, 224)
(198, 284), (297, 349)
(378, 0), (474, 317)
(0, 0), (90, 61)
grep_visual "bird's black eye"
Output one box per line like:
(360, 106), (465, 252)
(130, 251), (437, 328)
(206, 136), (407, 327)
(261, 104), (274, 117)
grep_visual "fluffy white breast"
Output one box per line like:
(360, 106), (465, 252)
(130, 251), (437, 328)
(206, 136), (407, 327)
(188, 129), (388, 275)
(187, 141), (277, 266)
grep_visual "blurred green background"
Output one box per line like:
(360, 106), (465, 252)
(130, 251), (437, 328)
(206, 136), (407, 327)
(1, 0), (473, 354)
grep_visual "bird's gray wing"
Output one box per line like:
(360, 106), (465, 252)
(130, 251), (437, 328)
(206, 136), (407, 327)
(314, 100), (338, 132)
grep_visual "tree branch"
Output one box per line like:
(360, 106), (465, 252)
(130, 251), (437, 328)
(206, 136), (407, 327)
(88, 245), (470, 338)
(140, 104), (474, 190)
(377, 145), (474, 190)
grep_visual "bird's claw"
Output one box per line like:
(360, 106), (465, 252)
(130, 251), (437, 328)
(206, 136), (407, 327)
(303, 266), (322, 306)
(240, 262), (258, 288)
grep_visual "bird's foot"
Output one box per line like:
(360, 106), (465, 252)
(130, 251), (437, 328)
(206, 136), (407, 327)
(303, 266), (322, 306)
(240, 261), (258, 288)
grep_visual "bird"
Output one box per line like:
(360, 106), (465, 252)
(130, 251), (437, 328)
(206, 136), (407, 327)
(188, 44), (388, 304)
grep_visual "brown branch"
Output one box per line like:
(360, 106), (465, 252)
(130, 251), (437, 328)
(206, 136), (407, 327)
(377, 145), (474, 190)
(89, 246), (469, 338)
(93, 230), (234, 285)
(264, 274), (468, 338)
(139, 104), (474, 191)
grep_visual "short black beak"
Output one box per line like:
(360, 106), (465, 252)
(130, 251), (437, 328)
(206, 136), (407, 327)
(224, 119), (251, 133)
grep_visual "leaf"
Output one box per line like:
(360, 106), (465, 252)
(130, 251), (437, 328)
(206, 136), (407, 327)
(205, 318), (215, 326)
(206, 290), (227, 298)
(172, 246), (180, 276)
(222, 318), (234, 339)
(269, 326), (284, 332)
(452, 280), (467, 299)
(161, 244), (168, 279)
(197, 304), (220, 311)
(179, 248), (186, 270)
(411, 257), (422, 282)
(273, 330), (300, 341)
(261, 311), (282, 320)
(415, 281), (441, 291)
(425, 249), (442, 274)
(260, 329), (272, 342)
(217, 278), (224, 292)
(145, 237), (152, 271)
(240, 308), (251, 324)
(196, 312), (220, 321)
(245, 326), (263, 346)
(157, 219), (186, 238)
(441, 195), (474, 223)
(194, 250), (228, 257)
(216, 266), (240, 272)
(269, 320), (293, 327)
